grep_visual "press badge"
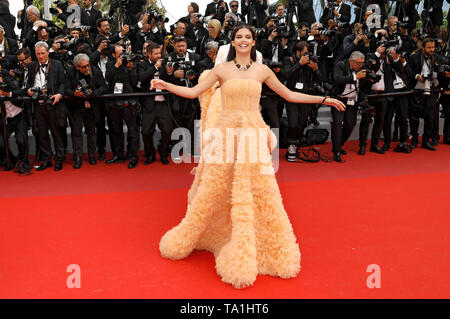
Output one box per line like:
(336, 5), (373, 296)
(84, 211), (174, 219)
(295, 82), (304, 90)
(347, 97), (355, 106)
(114, 82), (123, 94)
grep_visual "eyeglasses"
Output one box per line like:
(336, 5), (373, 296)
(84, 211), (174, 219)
(230, 4), (238, 8)
(79, 64), (90, 69)
(353, 61), (365, 66)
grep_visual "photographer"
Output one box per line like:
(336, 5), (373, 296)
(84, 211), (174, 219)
(439, 52), (450, 144)
(205, 0), (228, 24)
(105, 44), (139, 168)
(241, 0), (268, 28)
(421, 0), (444, 36)
(228, 1), (246, 23)
(406, 38), (442, 151)
(320, 0), (351, 36)
(64, 53), (108, 169)
(186, 12), (209, 55)
(0, 25), (18, 67)
(358, 42), (407, 155)
(163, 36), (201, 156)
(340, 23), (371, 60)
(350, 0), (387, 26)
(81, 0), (103, 30)
(138, 42), (172, 165)
(133, 12), (164, 52)
(94, 18), (130, 49)
(0, 71), (30, 173)
(331, 51), (368, 162)
(26, 41), (66, 171)
(24, 20), (58, 58)
(197, 41), (218, 73)
(282, 41), (322, 161)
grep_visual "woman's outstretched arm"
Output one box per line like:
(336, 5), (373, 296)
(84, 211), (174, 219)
(263, 64), (346, 111)
(150, 66), (221, 99)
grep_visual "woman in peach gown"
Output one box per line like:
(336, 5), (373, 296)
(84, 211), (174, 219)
(150, 24), (346, 289)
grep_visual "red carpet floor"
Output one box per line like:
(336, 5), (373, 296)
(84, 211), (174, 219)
(1, 140), (449, 299)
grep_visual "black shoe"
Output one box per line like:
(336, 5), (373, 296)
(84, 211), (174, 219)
(89, 154), (97, 165)
(144, 155), (155, 165)
(358, 144), (366, 155)
(73, 157), (82, 169)
(161, 156), (170, 165)
(431, 138), (439, 146)
(0, 159), (6, 167)
(422, 141), (437, 151)
(36, 161), (52, 171)
(392, 134), (399, 142)
(128, 159), (138, 169)
(106, 156), (125, 164)
(394, 143), (412, 153)
(411, 137), (418, 149)
(333, 152), (342, 162)
(381, 143), (390, 152)
(98, 153), (105, 161)
(370, 145), (385, 154)
(340, 149), (347, 155)
(54, 162), (63, 171)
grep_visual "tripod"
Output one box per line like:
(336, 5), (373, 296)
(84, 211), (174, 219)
(286, 0), (300, 34)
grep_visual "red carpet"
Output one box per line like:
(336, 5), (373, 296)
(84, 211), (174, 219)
(1, 140), (449, 299)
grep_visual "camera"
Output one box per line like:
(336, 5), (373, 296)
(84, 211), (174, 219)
(146, 8), (170, 23)
(30, 86), (54, 105)
(0, 81), (11, 92)
(121, 52), (141, 65)
(358, 97), (376, 117)
(78, 78), (91, 97)
(263, 59), (283, 69)
(317, 27), (335, 37)
(81, 25), (96, 33)
(166, 60), (197, 78)
(254, 28), (266, 38)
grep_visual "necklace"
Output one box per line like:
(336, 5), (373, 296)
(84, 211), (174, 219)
(233, 59), (253, 71)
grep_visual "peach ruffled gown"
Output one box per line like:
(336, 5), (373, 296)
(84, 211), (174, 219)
(159, 74), (301, 289)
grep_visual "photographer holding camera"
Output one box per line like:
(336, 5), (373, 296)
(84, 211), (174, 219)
(64, 53), (108, 169)
(406, 38), (442, 151)
(205, 0), (228, 24)
(320, 0), (351, 37)
(138, 42), (173, 165)
(0, 69), (30, 173)
(331, 51), (369, 162)
(133, 12), (164, 53)
(242, 0), (268, 28)
(163, 36), (201, 156)
(26, 41), (66, 171)
(109, 0), (146, 26)
(0, 25), (18, 66)
(186, 12), (209, 55)
(340, 23), (371, 60)
(105, 44), (139, 168)
(393, 0), (420, 31)
(282, 41), (322, 161)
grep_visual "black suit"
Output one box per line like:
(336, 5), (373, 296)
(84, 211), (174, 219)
(205, 1), (228, 23)
(331, 60), (367, 154)
(320, 2), (351, 26)
(105, 60), (139, 160)
(26, 59), (67, 164)
(65, 66), (108, 159)
(0, 3), (16, 39)
(283, 55), (321, 144)
(81, 6), (102, 28)
(405, 51), (442, 144)
(109, 0), (146, 25)
(422, 0), (444, 33)
(0, 37), (19, 64)
(241, 0), (268, 28)
(394, 0), (420, 30)
(186, 24), (210, 55)
(137, 60), (173, 159)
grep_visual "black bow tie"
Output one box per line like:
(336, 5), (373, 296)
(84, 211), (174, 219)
(177, 57), (185, 61)
(40, 64), (48, 69)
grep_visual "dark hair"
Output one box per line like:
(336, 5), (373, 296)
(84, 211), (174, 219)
(190, 2), (199, 13)
(146, 41), (160, 54)
(96, 18), (108, 28)
(226, 24), (257, 62)
(422, 38), (435, 47)
(295, 41), (308, 53)
(16, 47), (31, 58)
(174, 36), (187, 44)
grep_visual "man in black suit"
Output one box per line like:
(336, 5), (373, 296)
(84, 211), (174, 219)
(132, 12), (164, 52)
(0, 2), (16, 40)
(94, 18), (130, 49)
(241, 0), (267, 28)
(0, 25), (18, 66)
(105, 44), (139, 168)
(229, 1), (246, 23)
(358, 43), (405, 155)
(331, 51), (368, 162)
(26, 41), (66, 171)
(186, 13), (209, 55)
(283, 41), (321, 161)
(405, 38), (442, 151)
(164, 36), (201, 156)
(81, 0), (102, 28)
(138, 42), (172, 165)
(0, 72), (30, 173)
(205, 0), (228, 24)
(320, 0), (351, 36)
(65, 53), (108, 169)
(109, 0), (146, 26)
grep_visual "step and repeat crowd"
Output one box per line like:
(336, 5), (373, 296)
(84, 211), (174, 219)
(0, 0), (449, 173)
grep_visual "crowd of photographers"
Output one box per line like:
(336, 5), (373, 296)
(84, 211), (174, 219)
(0, 0), (449, 174)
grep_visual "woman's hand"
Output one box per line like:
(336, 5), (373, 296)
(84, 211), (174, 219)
(150, 79), (168, 91)
(324, 98), (346, 111)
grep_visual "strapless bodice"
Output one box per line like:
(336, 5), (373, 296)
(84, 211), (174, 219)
(220, 79), (262, 112)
